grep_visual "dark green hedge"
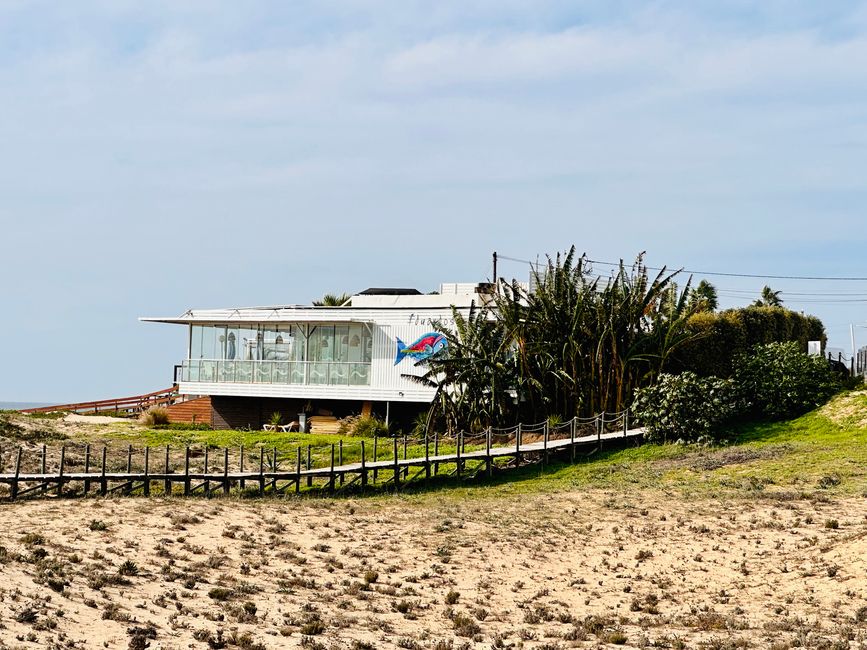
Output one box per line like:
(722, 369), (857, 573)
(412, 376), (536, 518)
(668, 306), (826, 378)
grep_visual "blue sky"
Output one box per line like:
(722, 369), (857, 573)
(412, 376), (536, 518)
(2, 1), (867, 402)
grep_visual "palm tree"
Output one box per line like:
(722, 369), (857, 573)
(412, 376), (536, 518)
(689, 280), (718, 312)
(754, 285), (783, 307)
(313, 292), (351, 306)
(414, 247), (703, 428)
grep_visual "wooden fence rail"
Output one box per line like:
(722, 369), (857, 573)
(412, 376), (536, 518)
(0, 412), (642, 501)
(18, 387), (178, 415)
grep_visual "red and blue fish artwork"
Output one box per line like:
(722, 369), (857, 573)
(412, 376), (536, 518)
(394, 332), (448, 365)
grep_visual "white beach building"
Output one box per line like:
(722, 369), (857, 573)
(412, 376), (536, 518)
(142, 283), (494, 430)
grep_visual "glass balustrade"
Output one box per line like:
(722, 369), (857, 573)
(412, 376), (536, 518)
(180, 359), (372, 386)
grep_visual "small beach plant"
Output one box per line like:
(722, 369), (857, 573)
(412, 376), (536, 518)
(139, 407), (170, 426)
(269, 411), (283, 427)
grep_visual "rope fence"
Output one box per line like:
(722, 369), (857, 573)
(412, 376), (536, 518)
(0, 410), (641, 501)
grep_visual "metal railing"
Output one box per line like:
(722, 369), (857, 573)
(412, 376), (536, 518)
(179, 359), (372, 387)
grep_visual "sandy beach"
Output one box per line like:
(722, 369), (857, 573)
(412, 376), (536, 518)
(1, 488), (865, 649)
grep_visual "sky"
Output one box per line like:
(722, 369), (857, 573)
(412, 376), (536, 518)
(2, 1), (867, 402)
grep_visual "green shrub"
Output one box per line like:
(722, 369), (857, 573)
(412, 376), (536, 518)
(352, 415), (390, 438)
(733, 341), (840, 420)
(139, 407), (170, 426)
(269, 411), (283, 427)
(671, 307), (826, 378)
(633, 372), (742, 444)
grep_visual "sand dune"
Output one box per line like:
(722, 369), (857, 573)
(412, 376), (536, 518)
(1, 489), (865, 649)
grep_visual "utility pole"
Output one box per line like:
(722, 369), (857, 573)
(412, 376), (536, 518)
(492, 251), (498, 285)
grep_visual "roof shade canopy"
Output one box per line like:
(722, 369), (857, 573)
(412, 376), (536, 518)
(357, 288), (422, 296)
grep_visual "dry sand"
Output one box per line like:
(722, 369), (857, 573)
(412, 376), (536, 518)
(1, 490), (866, 649)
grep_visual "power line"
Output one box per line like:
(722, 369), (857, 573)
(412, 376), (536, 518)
(586, 258), (867, 282)
(496, 252), (867, 282)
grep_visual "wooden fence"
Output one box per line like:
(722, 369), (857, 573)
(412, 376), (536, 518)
(18, 387), (178, 416)
(0, 411), (641, 501)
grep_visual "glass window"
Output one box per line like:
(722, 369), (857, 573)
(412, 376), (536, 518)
(334, 325), (350, 362)
(309, 325), (335, 362)
(362, 325), (373, 363)
(237, 327), (258, 361)
(289, 325), (307, 362)
(191, 326), (203, 359)
(262, 326), (283, 361)
(191, 325), (220, 359)
(346, 324), (363, 362)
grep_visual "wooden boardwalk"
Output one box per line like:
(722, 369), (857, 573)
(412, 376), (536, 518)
(0, 413), (643, 500)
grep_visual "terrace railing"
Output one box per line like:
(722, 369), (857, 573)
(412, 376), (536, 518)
(179, 359), (371, 386)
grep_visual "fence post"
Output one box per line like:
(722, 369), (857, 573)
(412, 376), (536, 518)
(296, 446), (301, 494)
(434, 431), (440, 475)
(101, 446), (108, 496)
(624, 410), (629, 437)
(40, 444), (46, 495)
(124, 445), (133, 496)
(393, 436), (400, 488)
(184, 446), (191, 496)
(239, 445), (245, 490)
(543, 422), (549, 467)
(361, 440), (368, 488)
(339, 440), (344, 486)
(11, 447), (21, 501)
(516, 423), (522, 467)
(403, 434), (408, 479)
(144, 447), (150, 496)
(570, 417), (576, 463)
(329, 444), (336, 492)
(164, 445), (171, 496)
(272, 446), (278, 491)
(486, 427), (492, 478)
(258, 447), (265, 496)
(456, 431), (463, 479)
(223, 447), (229, 495)
(203, 446), (210, 497)
(306, 445), (312, 488)
(56, 445), (66, 497)
(424, 432), (431, 482)
(84, 444), (91, 495)
(373, 435), (378, 483)
(596, 415), (601, 450)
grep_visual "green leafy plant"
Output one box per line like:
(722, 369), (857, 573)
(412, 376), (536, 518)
(352, 416), (390, 438)
(633, 372), (742, 444)
(269, 411), (283, 427)
(733, 341), (840, 420)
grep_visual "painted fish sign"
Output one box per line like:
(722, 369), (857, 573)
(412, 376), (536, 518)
(394, 332), (448, 365)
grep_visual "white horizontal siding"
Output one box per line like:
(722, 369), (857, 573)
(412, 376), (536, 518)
(178, 381), (436, 403)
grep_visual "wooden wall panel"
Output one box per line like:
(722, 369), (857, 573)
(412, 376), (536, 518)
(166, 396), (213, 426)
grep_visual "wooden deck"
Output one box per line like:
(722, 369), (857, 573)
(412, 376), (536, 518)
(0, 413), (642, 500)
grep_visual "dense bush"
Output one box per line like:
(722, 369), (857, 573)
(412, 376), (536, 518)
(633, 372), (742, 444)
(352, 415), (391, 438)
(670, 307), (826, 378)
(733, 341), (840, 419)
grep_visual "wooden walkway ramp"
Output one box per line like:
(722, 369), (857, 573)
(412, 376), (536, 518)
(0, 412), (642, 500)
(18, 387), (178, 415)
